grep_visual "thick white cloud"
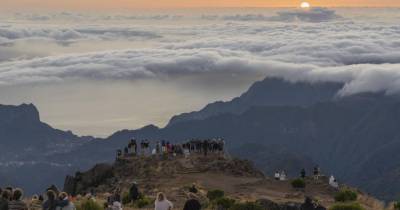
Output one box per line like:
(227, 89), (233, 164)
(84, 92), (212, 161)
(0, 25), (161, 46)
(1, 8), (400, 97)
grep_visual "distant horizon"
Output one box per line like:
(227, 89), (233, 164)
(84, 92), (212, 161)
(2, 0), (400, 11)
(2, 6), (400, 12)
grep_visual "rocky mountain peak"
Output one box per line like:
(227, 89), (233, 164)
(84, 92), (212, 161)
(0, 103), (40, 125)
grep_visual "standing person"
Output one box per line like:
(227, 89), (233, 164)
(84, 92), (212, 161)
(202, 140), (208, 156)
(124, 147), (129, 157)
(129, 183), (140, 202)
(127, 141), (132, 155)
(183, 144), (190, 158)
(8, 189), (27, 210)
(131, 139), (137, 155)
(274, 171), (280, 181)
(183, 193), (201, 210)
(0, 189), (10, 210)
(156, 141), (161, 155)
(166, 142), (172, 154)
(116, 150), (122, 160)
(154, 193), (173, 210)
(313, 166), (320, 180)
(280, 170), (287, 181)
(42, 190), (57, 210)
(29, 195), (43, 210)
(300, 168), (306, 179)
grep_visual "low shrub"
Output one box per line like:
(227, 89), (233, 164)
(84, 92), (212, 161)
(76, 199), (103, 210)
(230, 202), (263, 210)
(329, 202), (364, 210)
(291, 178), (306, 189)
(207, 189), (225, 201)
(212, 197), (236, 210)
(122, 191), (132, 205)
(135, 196), (153, 208)
(334, 190), (358, 202)
(394, 201), (400, 210)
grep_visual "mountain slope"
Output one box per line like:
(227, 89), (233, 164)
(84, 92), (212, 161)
(3, 78), (400, 201)
(63, 155), (385, 210)
(168, 78), (344, 126)
(89, 92), (400, 201)
(0, 104), (94, 194)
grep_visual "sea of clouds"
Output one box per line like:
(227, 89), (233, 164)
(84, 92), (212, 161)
(1, 8), (400, 96)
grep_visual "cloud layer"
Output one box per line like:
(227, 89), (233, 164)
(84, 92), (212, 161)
(1, 8), (400, 97)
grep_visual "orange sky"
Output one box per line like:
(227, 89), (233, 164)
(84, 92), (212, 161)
(2, 0), (400, 10)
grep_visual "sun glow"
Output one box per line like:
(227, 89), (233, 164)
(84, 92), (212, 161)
(300, 2), (311, 8)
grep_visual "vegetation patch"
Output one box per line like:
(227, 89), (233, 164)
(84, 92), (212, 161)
(76, 199), (103, 210)
(212, 197), (236, 210)
(291, 178), (306, 189)
(334, 189), (358, 202)
(330, 202), (364, 210)
(230, 201), (263, 210)
(394, 200), (400, 210)
(207, 189), (225, 201)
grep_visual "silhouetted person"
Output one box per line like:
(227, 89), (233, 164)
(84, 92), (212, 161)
(301, 168), (306, 178)
(189, 184), (198, 194)
(129, 183), (139, 202)
(183, 193), (201, 210)
(42, 190), (57, 210)
(300, 197), (315, 210)
(202, 140), (208, 156)
(313, 166), (320, 180)
(0, 189), (11, 210)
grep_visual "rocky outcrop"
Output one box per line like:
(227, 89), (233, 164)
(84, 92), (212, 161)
(64, 163), (114, 195)
(63, 155), (264, 195)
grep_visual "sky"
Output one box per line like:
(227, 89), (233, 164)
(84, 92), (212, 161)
(2, 0), (400, 10)
(1, 6), (400, 137)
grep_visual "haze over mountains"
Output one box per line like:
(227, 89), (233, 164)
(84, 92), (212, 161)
(2, 77), (400, 201)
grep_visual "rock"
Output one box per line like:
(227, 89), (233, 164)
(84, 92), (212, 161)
(64, 163), (114, 195)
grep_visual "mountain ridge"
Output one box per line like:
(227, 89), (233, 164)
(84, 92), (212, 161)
(2, 77), (400, 201)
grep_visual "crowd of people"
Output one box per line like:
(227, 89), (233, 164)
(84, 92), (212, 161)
(0, 185), (201, 210)
(0, 186), (75, 210)
(116, 138), (225, 159)
(104, 183), (201, 210)
(273, 166), (339, 189)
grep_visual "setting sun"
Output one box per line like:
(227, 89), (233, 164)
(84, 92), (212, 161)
(300, 2), (311, 8)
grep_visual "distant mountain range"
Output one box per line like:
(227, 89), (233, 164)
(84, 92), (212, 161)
(0, 104), (94, 194)
(1, 77), (400, 201)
